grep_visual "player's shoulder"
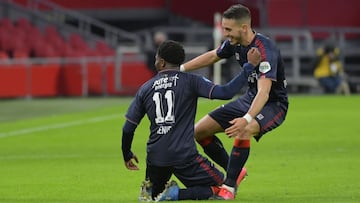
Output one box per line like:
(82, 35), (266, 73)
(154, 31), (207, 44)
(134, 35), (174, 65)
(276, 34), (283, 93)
(255, 33), (279, 50)
(141, 77), (156, 88)
(255, 32), (269, 39)
(134, 78), (153, 98)
(254, 33), (272, 44)
(180, 72), (212, 86)
(179, 71), (202, 81)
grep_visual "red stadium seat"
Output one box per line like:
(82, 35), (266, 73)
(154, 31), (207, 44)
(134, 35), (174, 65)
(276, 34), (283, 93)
(0, 17), (113, 59)
(0, 50), (9, 59)
(69, 33), (87, 50)
(13, 50), (29, 59)
(44, 25), (62, 41)
(16, 17), (33, 31)
(26, 27), (43, 53)
(95, 40), (115, 56)
(34, 41), (58, 58)
(0, 18), (14, 29)
(44, 25), (58, 35)
(0, 32), (13, 52)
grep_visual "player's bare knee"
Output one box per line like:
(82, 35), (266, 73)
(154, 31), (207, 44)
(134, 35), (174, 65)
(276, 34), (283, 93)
(247, 120), (260, 135)
(237, 121), (259, 139)
(195, 115), (222, 141)
(195, 131), (207, 141)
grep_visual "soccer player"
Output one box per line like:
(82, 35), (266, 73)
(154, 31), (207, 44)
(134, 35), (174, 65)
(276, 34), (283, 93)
(122, 40), (261, 201)
(180, 4), (289, 200)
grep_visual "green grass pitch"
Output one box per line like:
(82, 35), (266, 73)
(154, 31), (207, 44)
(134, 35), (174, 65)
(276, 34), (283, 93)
(0, 95), (359, 203)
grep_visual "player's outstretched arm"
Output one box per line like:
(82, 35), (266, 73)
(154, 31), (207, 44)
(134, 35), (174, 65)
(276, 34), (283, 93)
(211, 47), (261, 99)
(181, 49), (221, 72)
(211, 63), (254, 99)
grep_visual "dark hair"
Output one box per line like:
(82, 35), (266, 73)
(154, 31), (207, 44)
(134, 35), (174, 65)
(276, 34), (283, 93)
(157, 40), (185, 65)
(223, 4), (251, 21)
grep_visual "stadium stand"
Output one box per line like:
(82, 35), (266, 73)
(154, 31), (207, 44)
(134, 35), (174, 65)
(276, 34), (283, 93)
(0, 0), (152, 98)
(0, 16), (116, 58)
(0, 0), (359, 98)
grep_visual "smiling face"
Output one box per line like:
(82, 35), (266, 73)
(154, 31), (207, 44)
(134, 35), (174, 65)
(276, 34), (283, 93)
(221, 4), (253, 46)
(222, 18), (248, 45)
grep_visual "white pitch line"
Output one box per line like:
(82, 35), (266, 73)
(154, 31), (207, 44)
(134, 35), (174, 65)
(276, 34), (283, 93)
(0, 153), (119, 160)
(0, 114), (122, 139)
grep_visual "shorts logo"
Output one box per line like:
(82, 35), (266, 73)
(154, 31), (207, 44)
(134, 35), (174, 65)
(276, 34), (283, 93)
(259, 61), (271, 73)
(256, 114), (264, 120)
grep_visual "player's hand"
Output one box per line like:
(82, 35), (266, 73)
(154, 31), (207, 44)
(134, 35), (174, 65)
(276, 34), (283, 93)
(225, 117), (248, 138)
(125, 154), (139, 170)
(247, 47), (261, 67)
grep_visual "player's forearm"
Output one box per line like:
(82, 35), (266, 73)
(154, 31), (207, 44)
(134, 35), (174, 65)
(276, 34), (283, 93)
(211, 63), (255, 99)
(182, 50), (220, 71)
(247, 90), (269, 118)
(122, 120), (137, 161)
(212, 71), (246, 99)
(246, 79), (271, 119)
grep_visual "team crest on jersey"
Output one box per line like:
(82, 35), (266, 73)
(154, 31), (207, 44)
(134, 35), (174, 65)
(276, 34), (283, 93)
(248, 71), (258, 83)
(259, 61), (271, 73)
(235, 53), (240, 60)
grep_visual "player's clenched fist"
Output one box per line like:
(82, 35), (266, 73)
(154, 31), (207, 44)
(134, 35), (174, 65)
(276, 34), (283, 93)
(247, 47), (261, 67)
(125, 154), (139, 170)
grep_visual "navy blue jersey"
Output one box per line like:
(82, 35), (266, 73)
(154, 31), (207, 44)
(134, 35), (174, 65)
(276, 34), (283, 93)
(126, 70), (219, 166)
(217, 33), (288, 104)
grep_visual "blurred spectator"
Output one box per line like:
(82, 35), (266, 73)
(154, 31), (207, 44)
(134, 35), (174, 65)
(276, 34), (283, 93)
(145, 31), (167, 75)
(313, 43), (351, 95)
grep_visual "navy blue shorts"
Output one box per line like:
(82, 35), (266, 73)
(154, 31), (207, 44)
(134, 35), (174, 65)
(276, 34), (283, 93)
(146, 154), (224, 197)
(209, 96), (288, 141)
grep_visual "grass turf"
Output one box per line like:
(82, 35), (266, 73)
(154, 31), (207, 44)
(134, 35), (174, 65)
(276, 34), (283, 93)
(0, 95), (359, 202)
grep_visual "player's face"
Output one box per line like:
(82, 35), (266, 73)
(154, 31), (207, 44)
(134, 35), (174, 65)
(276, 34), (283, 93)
(222, 18), (245, 45)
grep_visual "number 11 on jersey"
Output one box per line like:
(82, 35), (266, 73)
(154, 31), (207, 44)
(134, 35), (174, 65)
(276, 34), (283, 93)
(153, 90), (175, 124)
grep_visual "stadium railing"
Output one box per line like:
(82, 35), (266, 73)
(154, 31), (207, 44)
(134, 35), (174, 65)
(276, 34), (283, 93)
(1, 0), (141, 47)
(0, 51), (154, 99)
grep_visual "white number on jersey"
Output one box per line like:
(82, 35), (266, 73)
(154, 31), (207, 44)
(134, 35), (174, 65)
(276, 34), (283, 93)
(153, 90), (175, 124)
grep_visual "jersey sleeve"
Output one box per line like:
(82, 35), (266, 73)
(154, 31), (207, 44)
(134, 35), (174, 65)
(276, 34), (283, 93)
(255, 37), (279, 81)
(122, 120), (137, 162)
(125, 89), (146, 125)
(213, 62), (254, 98)
(189, 74), (216, 99)
(216, 40), (236, 59)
